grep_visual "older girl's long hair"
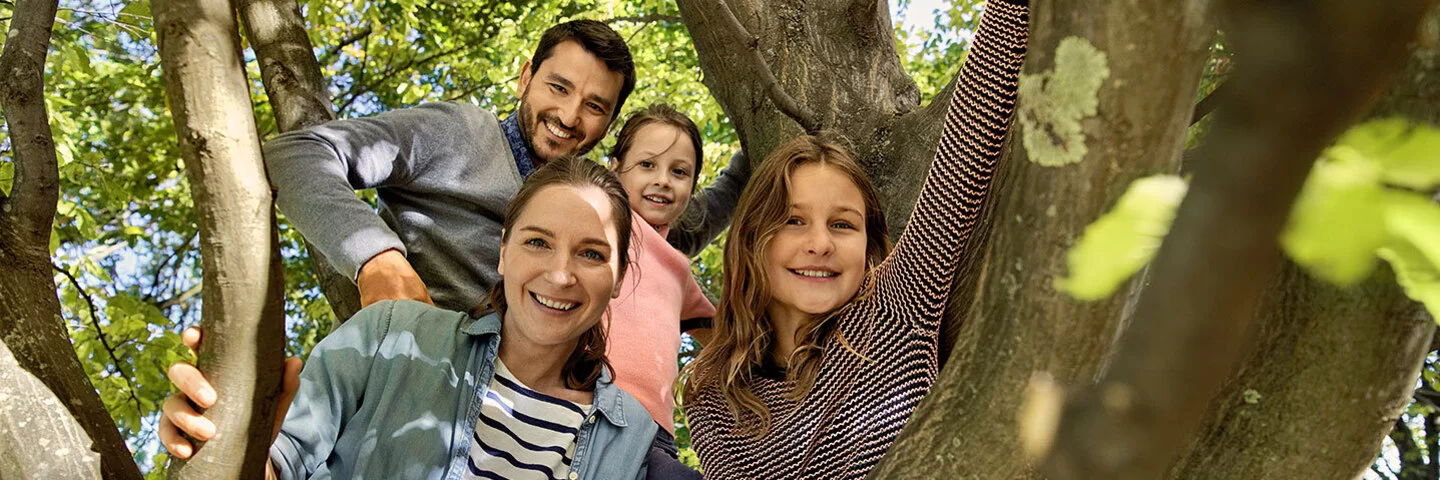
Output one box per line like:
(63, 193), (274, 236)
(486, 155), (634, 391)
(683, 135), (889, 435)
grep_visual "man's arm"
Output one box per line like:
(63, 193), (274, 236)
(264, 102), (482, 302)
(666, 150), (751, 257)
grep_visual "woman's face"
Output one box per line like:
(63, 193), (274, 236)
(764, 163), (870, 318)
(614, 124), (697, 228)
(498, 184), (623, 350)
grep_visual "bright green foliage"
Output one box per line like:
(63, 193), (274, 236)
(1056, 175), (1188, 300)
(1059, 119), (1440, 324)
(1280, 146), (1389, 285)
(1334, 118), (1440, 190)
(1018, 36), (1110, 167)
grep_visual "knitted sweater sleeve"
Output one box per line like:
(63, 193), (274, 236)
(871, 0), (1029, 335)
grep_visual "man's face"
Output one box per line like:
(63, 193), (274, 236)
(516, 41), (625, 164)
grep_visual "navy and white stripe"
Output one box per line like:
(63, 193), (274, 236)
(466, 360), (590, 480)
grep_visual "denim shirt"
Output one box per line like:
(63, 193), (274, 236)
(269, 300), (656, 480)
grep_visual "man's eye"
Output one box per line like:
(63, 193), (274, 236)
(550, 83), (567, 94)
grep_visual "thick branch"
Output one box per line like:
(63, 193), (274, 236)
(0, 0), (60, 244)
(0, 339), (101, 479)
(238, 0), (362, 321)
(153, 0), (288, 476)
(712, 0), (821, 133)
(0, 1), (143, 477)
(1038, 0), (1436, 478)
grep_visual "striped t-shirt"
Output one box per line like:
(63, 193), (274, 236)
(466, 359), (591, 480)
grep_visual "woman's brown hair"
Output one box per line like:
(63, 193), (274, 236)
(683, 135), (889, 435)
(486, 155), (634, 391)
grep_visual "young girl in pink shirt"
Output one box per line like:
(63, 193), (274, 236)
(605, 103), (731, 479)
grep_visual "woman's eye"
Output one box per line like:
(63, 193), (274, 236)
(524, 238), (549, 249)
(831, 221), (856, 230)
(581, 249), (607, 262)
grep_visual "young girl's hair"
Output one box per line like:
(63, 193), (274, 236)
(487, 155), (635, 390)
(683, 135), (890, 435)
(608, 103), (705, 193)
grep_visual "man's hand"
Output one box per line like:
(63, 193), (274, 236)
(356, 249), (434, 307)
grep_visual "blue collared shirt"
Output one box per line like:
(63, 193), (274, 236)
(270, 300), (655, 480)
(500, 114), (538, 179)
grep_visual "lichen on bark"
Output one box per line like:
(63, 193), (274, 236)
(1019, 36), (1110, 167)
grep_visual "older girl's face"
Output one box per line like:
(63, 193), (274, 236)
(764, 164), (869, 318)
(614, 124), (697, 228)
(498, 185), (623, 349)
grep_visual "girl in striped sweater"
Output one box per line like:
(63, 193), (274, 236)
(681, 1), (1030, 477)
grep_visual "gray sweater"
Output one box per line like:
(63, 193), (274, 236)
(264, 102), (747, 312)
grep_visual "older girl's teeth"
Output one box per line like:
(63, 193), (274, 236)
(534, 293), (578, 311)
(545, 121), (573, 139)
(794, 269), (837, 278)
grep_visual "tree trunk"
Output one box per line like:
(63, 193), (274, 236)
(1166, 11), (1440, 477)
(236, 0), (362, 322)
(873, 0), (1216, 477)
(0, 1), (144, 478)
(1039, 0), (1434, 478)
(153, 0), (288, 477)
(0, 339), (102, 479)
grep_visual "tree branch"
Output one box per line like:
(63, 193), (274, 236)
(605, 13), (683, 25)
(0, 0), (61, 246)
(51, 262), (143, 421)
(712, 0), (821, 133)
(317, 24), (372, 65)
(157, 282), (203, 310)
(1190, 80), (1227, 126)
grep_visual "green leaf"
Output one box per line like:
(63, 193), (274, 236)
(1377, 242), (1440, 324)
(1280, 146), (1388, 285)
(1057, 175), (1187, 301)
(0, 161), (13, 196)
(1385, 193), (1440, 271)
(118, 2), (151, 31)
(1335, 117), (1440, 189)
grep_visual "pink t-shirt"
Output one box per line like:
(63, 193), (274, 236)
(605, 213), (716, 434)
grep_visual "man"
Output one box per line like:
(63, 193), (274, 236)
(265, 20), (746, 313)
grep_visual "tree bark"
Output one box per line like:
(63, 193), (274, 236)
(236, 0), (362, 322)
(1038, 0), (1435, 478)
(0, 339), (102, 479)
(153, 0), (288, 477)
(872, 0), (1216, 477)
(0, 1), (144, 478)
(1166, 11), (1440, 477)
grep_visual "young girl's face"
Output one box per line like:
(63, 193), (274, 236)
(614, 124), (697, 228)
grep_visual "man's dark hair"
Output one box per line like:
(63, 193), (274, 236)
(530, 20), (637, 119)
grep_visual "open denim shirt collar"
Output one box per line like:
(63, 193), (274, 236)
(463, 312), (629, 428)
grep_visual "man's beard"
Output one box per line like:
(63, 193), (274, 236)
(517, 88), (597, 164)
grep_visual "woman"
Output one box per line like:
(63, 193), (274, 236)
(161, 156), (657, 480)
(681, 0), (1030, 477)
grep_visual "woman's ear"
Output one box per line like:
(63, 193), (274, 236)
(497, 230), (507, 276)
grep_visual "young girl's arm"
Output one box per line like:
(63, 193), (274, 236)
(873, 0), (1030, 334)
